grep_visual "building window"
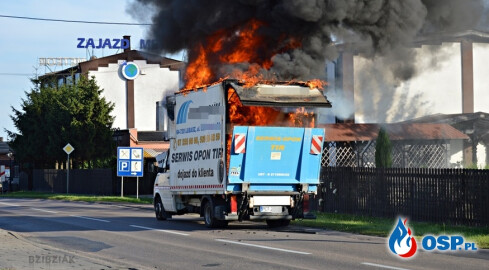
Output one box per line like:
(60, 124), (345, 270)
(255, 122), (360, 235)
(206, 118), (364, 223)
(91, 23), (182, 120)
(66, 75), (74, 85)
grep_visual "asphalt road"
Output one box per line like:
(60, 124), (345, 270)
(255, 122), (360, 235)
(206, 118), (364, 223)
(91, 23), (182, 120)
(0, 198), (487, 270)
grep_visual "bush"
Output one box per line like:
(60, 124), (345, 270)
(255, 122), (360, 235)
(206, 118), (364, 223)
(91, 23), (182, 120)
(375, 128), (392, 168)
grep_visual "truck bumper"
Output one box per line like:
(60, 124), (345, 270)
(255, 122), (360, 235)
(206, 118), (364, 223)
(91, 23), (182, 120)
(218, 213), (293, 221)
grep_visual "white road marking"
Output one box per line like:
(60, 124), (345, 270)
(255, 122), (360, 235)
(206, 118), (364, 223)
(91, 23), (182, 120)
(215, 239), (311, 255)
(130, 225), (190, 236)
(0, 201), (20, 207)
(70, 215), (110, 223)
(361, 262), (411, 270)
(31, 208), (58, 214)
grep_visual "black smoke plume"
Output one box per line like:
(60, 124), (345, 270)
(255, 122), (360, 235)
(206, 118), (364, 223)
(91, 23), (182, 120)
(129, 0), (487, 82)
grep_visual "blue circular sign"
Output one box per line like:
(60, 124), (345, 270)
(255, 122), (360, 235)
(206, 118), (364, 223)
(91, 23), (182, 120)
(122, 62), (139, 80)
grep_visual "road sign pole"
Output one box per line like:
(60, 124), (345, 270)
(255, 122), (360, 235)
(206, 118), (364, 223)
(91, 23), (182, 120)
(63, 143), (74, 194)
(117, 147), (143, 198)
(121, 176), (124, 197)
(66, 154), (70, 194)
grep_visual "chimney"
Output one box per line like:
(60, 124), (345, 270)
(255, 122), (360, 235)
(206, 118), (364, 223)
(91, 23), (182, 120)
(336, 51), (355, 123)
(461, 40), (474, 114)
(123, 35), (131, 53)
(0, 137), (3, 142)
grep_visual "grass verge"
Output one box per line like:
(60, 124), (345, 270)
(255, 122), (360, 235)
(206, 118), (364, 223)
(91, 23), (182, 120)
(0, 191), (152, 204)
(292, 212), (489, 249)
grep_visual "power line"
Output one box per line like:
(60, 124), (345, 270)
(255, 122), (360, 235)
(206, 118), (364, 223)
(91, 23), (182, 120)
(0, 14), (152, 26)
(0, 73), (32, 76)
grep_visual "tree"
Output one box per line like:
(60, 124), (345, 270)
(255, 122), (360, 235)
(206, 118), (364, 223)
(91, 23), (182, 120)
(375, 127), (393, 168)
(7, 76), (115, 169)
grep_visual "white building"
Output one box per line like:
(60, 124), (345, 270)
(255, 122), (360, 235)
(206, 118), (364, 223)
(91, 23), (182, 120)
(40, 46), (183, 133)
(325, 30), (489, 167)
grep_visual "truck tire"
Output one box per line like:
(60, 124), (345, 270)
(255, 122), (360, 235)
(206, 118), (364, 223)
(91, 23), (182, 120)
(154, 196), (172, 221)
(266, 219), (290, 228)
(203, 201), (227, 228)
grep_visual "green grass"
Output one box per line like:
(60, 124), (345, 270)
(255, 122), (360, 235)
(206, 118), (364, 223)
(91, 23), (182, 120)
(292, 212), (489, 249)
(0, 191), (152, 204)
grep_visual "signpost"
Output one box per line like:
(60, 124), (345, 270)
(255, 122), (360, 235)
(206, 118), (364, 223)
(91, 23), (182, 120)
(63, 143), (74, 194)
(0, 165), (5, 194)
(117, 147), (144, 198)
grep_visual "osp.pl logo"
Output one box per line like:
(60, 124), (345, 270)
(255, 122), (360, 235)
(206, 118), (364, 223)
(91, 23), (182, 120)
(388, 217), (478, 259)
(388, 218), (417, 258)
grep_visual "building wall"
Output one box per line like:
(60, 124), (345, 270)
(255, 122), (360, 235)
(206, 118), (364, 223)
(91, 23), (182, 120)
(353, 42), (489, 124)
(89, 60), (180, 131)
(89, 63), (127, 129)
(449, 139), (464, 167)
(133, 60), (179, 131)
(474, 43), (489, 113)
(476, 142), (487, 168)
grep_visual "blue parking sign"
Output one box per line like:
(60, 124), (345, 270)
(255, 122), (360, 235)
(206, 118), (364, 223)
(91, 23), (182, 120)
(117, 147), (144, 177)
(119, 161), (130, 172)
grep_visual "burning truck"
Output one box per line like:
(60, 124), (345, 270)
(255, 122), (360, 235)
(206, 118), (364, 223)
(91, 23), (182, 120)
(142, 2), (337, 228)
(154, 79), (331, 227)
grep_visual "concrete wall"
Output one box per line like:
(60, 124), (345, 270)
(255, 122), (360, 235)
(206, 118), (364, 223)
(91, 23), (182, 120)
(89, 60), (179, 131)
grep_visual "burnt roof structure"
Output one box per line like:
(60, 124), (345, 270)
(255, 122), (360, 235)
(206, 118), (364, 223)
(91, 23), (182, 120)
(405, 112), (489, 166)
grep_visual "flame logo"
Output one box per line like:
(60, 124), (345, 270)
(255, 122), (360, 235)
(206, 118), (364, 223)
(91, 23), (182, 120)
(388, 218), (417, 258)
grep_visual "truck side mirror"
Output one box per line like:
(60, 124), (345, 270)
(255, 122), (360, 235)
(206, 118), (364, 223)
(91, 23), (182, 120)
(166, 96), (176, 121)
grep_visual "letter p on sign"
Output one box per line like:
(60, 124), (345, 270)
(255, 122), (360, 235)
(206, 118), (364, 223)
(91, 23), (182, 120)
(119, 161), (129, 172)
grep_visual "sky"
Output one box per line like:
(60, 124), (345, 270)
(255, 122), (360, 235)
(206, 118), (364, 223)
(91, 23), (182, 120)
(0, 0), (174, 140)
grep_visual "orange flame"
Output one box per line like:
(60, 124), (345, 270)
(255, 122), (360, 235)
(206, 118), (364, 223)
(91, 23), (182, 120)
(306, 79), (328, 90)
(184, 19), (301, 89)
(227, 87), (281, 126)
(226, 87), (315, 167)
(184, 44), (212, 90)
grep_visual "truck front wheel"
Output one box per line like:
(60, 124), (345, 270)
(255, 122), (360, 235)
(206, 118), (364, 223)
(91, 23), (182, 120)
(155, 196), (172, 220)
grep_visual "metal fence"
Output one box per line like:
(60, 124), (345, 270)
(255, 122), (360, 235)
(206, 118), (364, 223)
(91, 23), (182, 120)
(29, 168), (156, 195)
(32, 169), (113, 195)
(319, 167), (489, 226)
(321, 140), (450, 168)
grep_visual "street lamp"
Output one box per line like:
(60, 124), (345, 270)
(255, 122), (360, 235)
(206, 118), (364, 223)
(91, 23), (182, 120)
(6, 151), (12, 192)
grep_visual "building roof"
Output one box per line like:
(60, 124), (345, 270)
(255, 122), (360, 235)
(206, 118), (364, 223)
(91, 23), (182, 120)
(137, 131), (167, 142)
(0, 141), (10, 155)
(319, 123), (469, 142)
(336, 29), (489, 54)
(414, 30), (489, 45)
(405, 112), (489, 125)
(404, 112), (489, 143)
(39, 49), (184, 80)
(144, 148), (168, 159)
